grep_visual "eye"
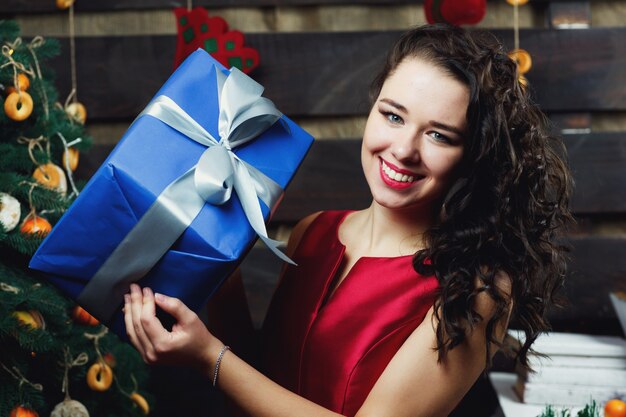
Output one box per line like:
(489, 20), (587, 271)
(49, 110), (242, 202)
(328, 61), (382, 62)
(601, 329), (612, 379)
(428, 131), (451, 144)
(382, 111), (404, 125)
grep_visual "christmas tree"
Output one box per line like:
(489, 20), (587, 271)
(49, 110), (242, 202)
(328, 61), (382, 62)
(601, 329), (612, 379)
(0, 20), (152, 417)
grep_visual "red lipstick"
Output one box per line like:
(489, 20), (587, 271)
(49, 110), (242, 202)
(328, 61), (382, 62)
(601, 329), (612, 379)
(379, 158), (421, 190)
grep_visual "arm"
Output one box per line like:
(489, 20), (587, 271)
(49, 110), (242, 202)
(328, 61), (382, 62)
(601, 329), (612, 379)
(124, 230), (511, 417)
(357, 272), (513, 417)
(205, 268), (256, 362)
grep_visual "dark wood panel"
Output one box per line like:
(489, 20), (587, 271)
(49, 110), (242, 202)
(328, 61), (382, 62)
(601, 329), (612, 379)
(566, 132), (626, 214)
(76, 133), (626, 218)
(41, 29), (626, 121)
(240, 236), (626, 335)
(545, 235), (626, 335)
(1, 0), (596, 14)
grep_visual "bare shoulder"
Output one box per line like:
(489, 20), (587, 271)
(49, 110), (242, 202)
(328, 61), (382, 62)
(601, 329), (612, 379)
(474, 270), (513, 308)
(285, 211), (323, 257)
(473, 269), (514, 342)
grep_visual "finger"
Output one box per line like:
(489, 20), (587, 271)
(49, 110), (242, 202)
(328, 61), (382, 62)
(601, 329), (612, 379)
(139, 287), (169, 343)
(124, 294), (144, 355)
(154, 292), (197, 326)
(129, 283), (153, 356)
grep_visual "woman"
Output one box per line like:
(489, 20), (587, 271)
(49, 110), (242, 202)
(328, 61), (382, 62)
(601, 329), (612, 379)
(124, 24), (572, 416)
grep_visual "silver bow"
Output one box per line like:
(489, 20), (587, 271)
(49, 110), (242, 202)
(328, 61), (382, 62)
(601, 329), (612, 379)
(78, 66), (293, 322)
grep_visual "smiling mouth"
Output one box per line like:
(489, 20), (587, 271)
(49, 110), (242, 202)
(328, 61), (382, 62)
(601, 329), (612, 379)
(380, 159), (423, 184)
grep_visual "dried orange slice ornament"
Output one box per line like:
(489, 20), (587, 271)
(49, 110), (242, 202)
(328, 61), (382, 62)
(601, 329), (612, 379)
(4, 91), (33, 121)
(62, 148), (80, 172)
(32, 163), (68, 195)
(508, 49), (532, 75)
(66, 102), (87, 124)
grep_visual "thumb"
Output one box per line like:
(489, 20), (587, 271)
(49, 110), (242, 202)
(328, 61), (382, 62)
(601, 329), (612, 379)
(154, 293), (197, 325)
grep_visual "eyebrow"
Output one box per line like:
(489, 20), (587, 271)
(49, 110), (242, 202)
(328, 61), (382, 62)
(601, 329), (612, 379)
(429, 121), (465, 137)
(380, 98), (465, 137)
(379, 98), (408, 113)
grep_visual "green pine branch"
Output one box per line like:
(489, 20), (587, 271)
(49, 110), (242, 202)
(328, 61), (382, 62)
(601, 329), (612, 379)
(0, 19), (151, 417)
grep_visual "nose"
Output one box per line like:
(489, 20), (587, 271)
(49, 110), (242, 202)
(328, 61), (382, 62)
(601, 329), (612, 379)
(391, 132), (420, 164)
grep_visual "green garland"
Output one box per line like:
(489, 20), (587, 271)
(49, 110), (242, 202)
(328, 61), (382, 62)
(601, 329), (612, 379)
(537, 400), (601, 417)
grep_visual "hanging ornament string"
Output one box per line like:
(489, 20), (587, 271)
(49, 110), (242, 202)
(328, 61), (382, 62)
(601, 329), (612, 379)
(60, 347), (89, 400)
(115, 372), (137, 397)
(116, 373), (150, 415)
(513, 0), (519, 51)
(0, 282), (21, 293)
(1, 41), (36, 102)
(27, 37), (50, 119)
(56, 132), (81, 198)
(84, 327), (108, 362)
(68, 2), (78, 105)
(506, 0), (532, 87)
(18, 181), (42, 224)
(187, 0), (192, 11)
(17, 135), (50, 167)
(0, 361), (44, 392)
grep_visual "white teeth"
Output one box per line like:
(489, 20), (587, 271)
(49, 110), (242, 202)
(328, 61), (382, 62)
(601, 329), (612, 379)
(381, 160), (418, 183)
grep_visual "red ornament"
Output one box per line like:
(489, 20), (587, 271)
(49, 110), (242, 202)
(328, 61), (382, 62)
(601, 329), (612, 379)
(173, 7), (259, 74)
(424, 0), (487, 26)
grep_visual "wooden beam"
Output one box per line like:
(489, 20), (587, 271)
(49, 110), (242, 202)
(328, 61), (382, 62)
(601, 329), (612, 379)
(76, 133), (626, 218)
(1, 0), (606, 14)
(38, 29), (626, 121)
(547, 1), (591, 29)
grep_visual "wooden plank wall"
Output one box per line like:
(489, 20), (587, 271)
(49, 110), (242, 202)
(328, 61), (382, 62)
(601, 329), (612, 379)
(4, 1), (626, 336)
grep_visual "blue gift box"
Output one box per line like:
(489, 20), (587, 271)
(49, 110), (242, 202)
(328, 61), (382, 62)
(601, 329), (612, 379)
(29, 49), (314, 336)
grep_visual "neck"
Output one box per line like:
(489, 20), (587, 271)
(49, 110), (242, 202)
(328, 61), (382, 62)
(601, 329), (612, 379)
(355, 201), (437, 257)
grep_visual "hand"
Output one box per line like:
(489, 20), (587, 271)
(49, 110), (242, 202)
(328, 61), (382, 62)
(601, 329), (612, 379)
(124, 283), (221, 376)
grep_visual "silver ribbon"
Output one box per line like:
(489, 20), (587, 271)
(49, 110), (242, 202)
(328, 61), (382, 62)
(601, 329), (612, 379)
(78, 66), (293, 322)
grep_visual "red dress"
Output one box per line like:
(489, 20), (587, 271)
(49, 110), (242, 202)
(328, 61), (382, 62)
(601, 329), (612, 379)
(261, 210), (439, 416)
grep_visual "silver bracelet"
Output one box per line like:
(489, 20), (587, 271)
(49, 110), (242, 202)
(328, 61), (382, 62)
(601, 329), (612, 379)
(212, 345), (231, 387)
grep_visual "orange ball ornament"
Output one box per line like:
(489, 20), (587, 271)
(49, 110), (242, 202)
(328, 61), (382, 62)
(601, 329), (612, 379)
(62, 148), (80, 172)
(20, 216), (52, 236)
(72, 305), (99, 326)
(6, 73), (31, 94)
(4, 91), (33, 121)
(86, 361), (114, 391)
(10, 405), (39, 417)
(605, 399), (626, 417)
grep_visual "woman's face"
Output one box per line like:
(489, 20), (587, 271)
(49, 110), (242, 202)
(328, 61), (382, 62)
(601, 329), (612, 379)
(361, 57), (469, 214)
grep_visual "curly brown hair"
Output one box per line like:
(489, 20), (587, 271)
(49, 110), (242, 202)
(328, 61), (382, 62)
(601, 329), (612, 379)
(370, 24), (573, 368)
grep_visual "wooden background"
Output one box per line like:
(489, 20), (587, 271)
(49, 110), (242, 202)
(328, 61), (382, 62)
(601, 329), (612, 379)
(4, 1), (626, 415)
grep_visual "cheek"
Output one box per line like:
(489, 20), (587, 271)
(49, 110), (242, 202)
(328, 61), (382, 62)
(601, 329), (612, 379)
(423, 148), (464, 179)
